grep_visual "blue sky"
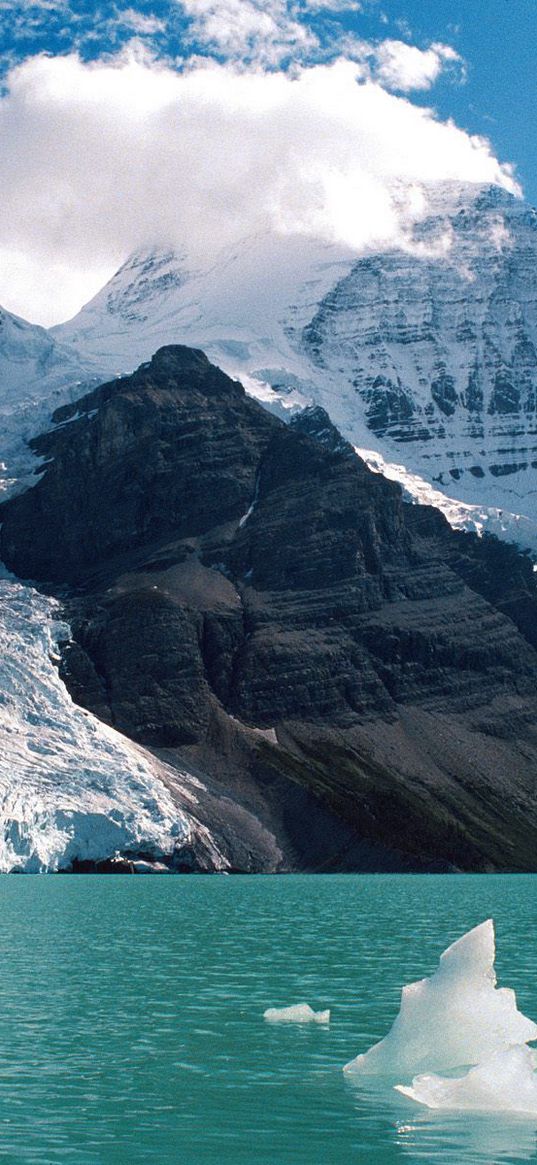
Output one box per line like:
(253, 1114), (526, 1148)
(0, 0), (533, 198)
(0, 0), (534, 323)
(363, 0), (537, 205)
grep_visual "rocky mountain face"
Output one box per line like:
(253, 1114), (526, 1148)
(0, 346), (275, 582)
(301, 185), (537, 505)
(3, 179), (537, 871)
(4, 345), (537, 872)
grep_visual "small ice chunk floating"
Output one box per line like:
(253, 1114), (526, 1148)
(344, 920), (537, 1085)
(264, 1003), (330, 1024)
(395, 1046), (537, 1115)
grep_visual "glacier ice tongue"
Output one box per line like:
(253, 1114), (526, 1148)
(0, 574), (194, 872)
(344, 920), (537, 1077)
(395, 1047), (537, 1115)
(264, 1004), (330, 1024)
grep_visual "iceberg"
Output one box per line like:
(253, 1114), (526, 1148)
(264, 1003), (330, 1024)
(344, 920), (537, 1077)
(395, 1046), (537, 1115)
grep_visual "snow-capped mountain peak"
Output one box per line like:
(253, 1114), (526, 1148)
(48, 180), (537, 550)
(58, 247), (188, 338)
(3, 180), (537, 549)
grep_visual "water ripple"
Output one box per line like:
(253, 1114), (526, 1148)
(0, 874), (536, 1163)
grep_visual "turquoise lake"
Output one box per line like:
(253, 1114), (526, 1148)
(2, 874), (537, 1165)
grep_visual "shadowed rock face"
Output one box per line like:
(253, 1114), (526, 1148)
(0, 346), (276, 582)
(4, 346), (537, 872)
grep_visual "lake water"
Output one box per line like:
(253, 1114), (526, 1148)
(2, 874), (537, 1165)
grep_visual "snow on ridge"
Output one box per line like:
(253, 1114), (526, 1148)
(358, 447), (537, 549)
(0, 571), (205, 873)
(53, 231), (358, 372)
(0, 304), (107, 502)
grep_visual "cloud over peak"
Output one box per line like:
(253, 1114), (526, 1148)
(0, 37), (518, 324)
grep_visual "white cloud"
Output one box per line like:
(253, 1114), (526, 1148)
(177, 1), (372, 65)
(179, 0), (317, 65)
(0, 246), (114, 327)
(0, 1), (66, 9)
(347, 38), (464, 91)
(373, 39), (464, 91)
(0, 51), (517, 325)
(118, 9), (166, 36)
(302, 1), (363, 10)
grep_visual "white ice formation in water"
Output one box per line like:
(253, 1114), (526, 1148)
(344, 920), (537, 1078)
(395, 1046), (537, 1115)
(264, 1004), (330, 1024)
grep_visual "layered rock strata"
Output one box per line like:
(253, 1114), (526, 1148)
(4, 346), (537, 871)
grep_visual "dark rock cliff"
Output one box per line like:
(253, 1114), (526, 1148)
(4, 346), (537, 872)
(1, 346), (275, 581)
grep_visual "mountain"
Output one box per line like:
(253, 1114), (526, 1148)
(2, 182), (537, 546)
(3, 178), (537, 872)
(301, 183), (537, 542)
(50, 181), (537, 551)
(4, 345), (537, 872)
(0, 315), (228, 873)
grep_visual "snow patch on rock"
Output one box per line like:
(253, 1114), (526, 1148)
(358, 446), (537, 547)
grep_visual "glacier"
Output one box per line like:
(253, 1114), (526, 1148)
(344, 920), (537, 1078)
(395, 1046), (537, 1115)
(263, 1004), (330, 1024)
(0, 570), (209, 872)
